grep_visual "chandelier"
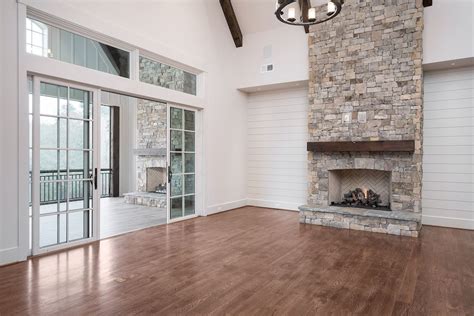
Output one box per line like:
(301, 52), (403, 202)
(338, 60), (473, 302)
(275, 0), (344, 27)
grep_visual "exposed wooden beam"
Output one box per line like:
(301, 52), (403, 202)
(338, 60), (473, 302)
(307, 140), (415, 153)
(298, 0), (310, 33)
(219, 0), (243, 48)
(423, 0), (433, 7)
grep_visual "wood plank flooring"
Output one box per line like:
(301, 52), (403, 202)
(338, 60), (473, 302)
(0, 206), (472, 315)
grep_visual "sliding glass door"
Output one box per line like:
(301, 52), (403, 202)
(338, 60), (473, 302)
(31, 77), (99, 254)
(169, 106), (196, 221)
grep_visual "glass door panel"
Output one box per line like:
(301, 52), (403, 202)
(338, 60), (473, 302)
(169, 107), (196, 220)
(32, 78), (98, 254)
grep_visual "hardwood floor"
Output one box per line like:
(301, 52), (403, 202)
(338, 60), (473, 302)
(0, 206), (472, 315)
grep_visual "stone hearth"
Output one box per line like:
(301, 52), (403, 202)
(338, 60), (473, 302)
(299, 205), (421, 237)
(300, 0), (424, 236)
(124, 192), (166, 208)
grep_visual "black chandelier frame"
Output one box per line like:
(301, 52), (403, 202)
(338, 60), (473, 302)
(275, 0), (344, 26)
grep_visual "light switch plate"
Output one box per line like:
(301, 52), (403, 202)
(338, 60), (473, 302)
(342, 112), (352, 123)
(357, 112), (367, 123)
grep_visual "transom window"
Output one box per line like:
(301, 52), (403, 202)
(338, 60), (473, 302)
(139, 56), (197, 96)
(26, 17), (130, 78)
(26, 18), (48, 56)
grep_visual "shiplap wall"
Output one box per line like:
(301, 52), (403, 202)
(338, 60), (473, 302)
(422, 66), (474, 230)
(247, 87), (308, 210)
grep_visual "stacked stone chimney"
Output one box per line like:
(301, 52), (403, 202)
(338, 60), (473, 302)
(301, 0), (424, 236)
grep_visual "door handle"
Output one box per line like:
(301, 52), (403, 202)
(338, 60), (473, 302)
(94, 168), (98, 190)
(168, 166), (172, 183)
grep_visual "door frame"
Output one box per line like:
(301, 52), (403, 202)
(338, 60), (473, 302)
(31, 75), (101, 255)
(167, 103), (203, 224)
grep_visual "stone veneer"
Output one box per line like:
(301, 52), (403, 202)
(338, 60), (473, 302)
(135, 99), (167, 193)
(124, 192), (166, 209)
(139, 56), (197, 95)
(300, 205), (421, 237)
(302, 0), (424, 236)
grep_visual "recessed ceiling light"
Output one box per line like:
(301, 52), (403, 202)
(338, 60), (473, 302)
(451, 62), (456, 66)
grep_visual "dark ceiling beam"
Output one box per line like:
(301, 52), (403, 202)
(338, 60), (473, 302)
(298, 0), (310, 33)
(423, 0), (433, 7)
(219, 0), (243, 48)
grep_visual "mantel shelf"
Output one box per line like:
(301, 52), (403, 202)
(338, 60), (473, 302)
(133, 148), (167, 156)
(307, 140), (415, 153)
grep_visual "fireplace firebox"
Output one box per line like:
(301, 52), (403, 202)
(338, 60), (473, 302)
(329, 169), (391, 211)
(146, 167), (167, 193)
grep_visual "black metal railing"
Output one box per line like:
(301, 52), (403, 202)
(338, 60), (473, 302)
(100, 169), (112, 197)
(30, 168), (113, 205)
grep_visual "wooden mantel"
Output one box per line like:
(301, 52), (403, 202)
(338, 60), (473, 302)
(307, 140), (415, 153)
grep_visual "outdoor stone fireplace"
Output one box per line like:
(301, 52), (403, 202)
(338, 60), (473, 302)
(124, 99), (167, 209)
(299, 0), (424, 237)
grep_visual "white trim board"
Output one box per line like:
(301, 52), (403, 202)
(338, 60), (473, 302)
(422, 215), (474, 230)
(246, 199), (299, 212)
(0, 247), (21, 267)
(24, 54), (205, 109)
(206, 199), (248, 216)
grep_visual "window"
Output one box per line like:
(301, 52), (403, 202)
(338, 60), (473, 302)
(139, 56), (197, 95)
(169, 107), (196, 219)
(26, 19), (48, 56)
(26, 17), (130, 78)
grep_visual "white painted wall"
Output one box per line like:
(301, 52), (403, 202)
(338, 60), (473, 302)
(423, 0), (474, 65)
(236, 27), (309, 90)
(247, 87), (308, 210)
(422, 66), (474, 230)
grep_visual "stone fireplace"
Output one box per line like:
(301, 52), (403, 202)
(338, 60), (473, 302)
(124, 99), (167, 209)
(299, 0), (424, 237)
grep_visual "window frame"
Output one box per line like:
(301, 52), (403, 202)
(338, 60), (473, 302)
(25, 8), (204, 99)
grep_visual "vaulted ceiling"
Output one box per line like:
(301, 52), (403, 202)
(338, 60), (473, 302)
(231, 0), (282, 35)
(223, 0), (433, 47)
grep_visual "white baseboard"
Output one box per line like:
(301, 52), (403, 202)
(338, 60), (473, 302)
(206, 199), (248, 216)
(246, 199), (300, 212)
(422, 215), (474, 230)
(0, 247), (22, 266)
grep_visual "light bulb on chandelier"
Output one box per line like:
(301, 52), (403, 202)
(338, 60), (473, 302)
(275, 0), (344, 27)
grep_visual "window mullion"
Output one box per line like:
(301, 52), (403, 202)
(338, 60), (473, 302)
(130, 49), (140, 81)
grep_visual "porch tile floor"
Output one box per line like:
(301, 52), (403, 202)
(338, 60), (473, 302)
(37, 198), (167, 245)
(100, 197), (167, 238)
